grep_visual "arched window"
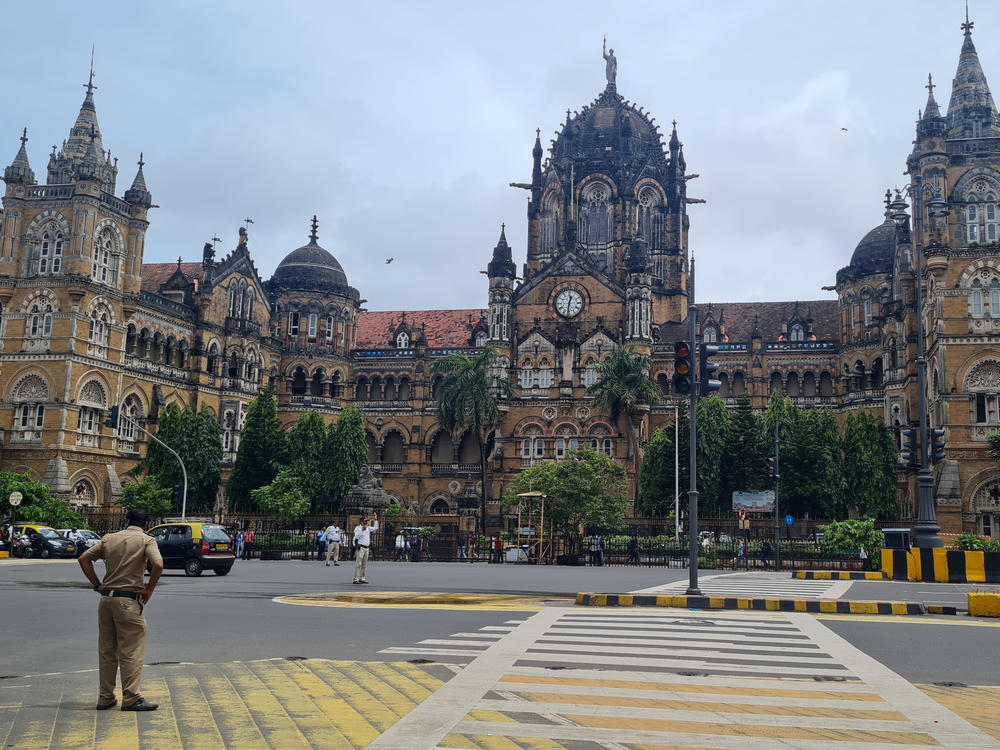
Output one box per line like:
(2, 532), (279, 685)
(38, 226), (64, 274)
(521, 368), (534, 389)
(29, 300), (53, 338)
(474, 331), (488, 348)
(973, 279), (984, 316)
(992, 279), (1000, 316)
(790, 324), (804, 341)
(88, 306), (110, 354)
(965, 187), (1000, 244)
(704, 326), (717, 343)
(864, 299), (873, 327)
(540, 193), (560, 258)
(584, 366), (598, 387)
(396, 331), (409, 348)
(382, 432), (405, 464)
(93, 226), (116, 284)
(578, 182), (614, 251)
(12, 374), (49, 440)
(538, 368), (553, 389)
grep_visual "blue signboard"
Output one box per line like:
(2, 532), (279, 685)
(784, 514), (794, 526)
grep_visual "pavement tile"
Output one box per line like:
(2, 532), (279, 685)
(918, 684), (1000, 742)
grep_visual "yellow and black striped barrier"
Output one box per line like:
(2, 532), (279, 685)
(574, 592), (955, 615)
(881, 548), (1000, 583)
(792, 570), (887, 580)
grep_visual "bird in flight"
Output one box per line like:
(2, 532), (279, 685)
(385, 257), (394, 264)
(840, 127), (848, 132)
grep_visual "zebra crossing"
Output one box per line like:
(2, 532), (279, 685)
(633, 570), (855, 600)
(371, 607), (999, 749)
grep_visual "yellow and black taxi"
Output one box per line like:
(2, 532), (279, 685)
(12, 524), (76, 558)
(146, 521), (235, 576)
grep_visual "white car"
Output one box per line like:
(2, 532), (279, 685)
(56, 529), (101, 550)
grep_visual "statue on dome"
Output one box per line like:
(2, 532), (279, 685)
(603, 37), (617, 86)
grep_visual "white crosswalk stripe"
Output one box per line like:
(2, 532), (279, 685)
(369, 607), (1000, 750)
(632, 571), (854, 599)
(378, 619), (524, 661)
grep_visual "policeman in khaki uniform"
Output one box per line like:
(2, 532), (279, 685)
(79, 509), (164, 711)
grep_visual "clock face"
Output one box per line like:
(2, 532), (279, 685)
(555, 289), (584, 318)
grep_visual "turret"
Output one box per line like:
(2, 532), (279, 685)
(946, 13), (1000, 138)
(124, 153), (152, 207)
(486, 224), (515, 342)
(3, 128), (35, 185)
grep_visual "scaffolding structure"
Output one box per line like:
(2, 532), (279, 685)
(515, 491), (551, 564)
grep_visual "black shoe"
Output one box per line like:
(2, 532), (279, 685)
(96, 698), (117, 710)
(121, 698), (158, 712)
(326, 563), (330, 566)
(352, 580), (361, 584)
(360, 580), (369, 584)
(334, 563), (339, 566)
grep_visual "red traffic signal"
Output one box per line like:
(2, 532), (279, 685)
(673, 341), (694, 394)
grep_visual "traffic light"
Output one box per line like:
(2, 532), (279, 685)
(173, 484), (183, 509)
(672, 341), (694, 395)
(930, 428), (947, 464)
(699, 342), (721, 397)
(767, 457), (779, 480)
(900, 427), (918, 466)
(104, 405), (120, 430)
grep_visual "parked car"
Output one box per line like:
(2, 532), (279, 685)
(146, 522), (235, 576)
(56, 529), (102, 551)
(12, 525), (76, 558)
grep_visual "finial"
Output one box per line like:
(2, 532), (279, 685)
(50, 144), (56, 156)
(962, 1), (973, 36)
(926, 73), (935, 97)
(884, 189), (892, 210)
(309, 215), (319, 243)
(138, 152), (145, 169)
(20, 128), (27, 147)
(211, 235), (221, 248)
(535, 128), (540, 138)
(85, 46), (97, 95)
(244, 217), (254, 229)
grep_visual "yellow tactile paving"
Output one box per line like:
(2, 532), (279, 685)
(497, 674), (887, 702)
(919, 684), (1000, 742)
(560, 714), (941, 744)
(0, 660), (448, 750)
(509, 691), (908, 721)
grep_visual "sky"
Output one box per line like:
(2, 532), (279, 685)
(1, 1), (996, 312)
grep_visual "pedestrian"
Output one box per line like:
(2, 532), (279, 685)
(588, 534), (600, 566)
(491, 534), (504, 564)
(457, 532), (468, 561)
(324, 521), (343, 566)
(395, 530), (406, 561)
(597, 534), (605, 566)
(627, 537), (640, 566)
(235, 530), (245, 560)
(77, 508), (163, 712)
(352, 513), (378, 584)
(761, 540), (772, 570)
(736, 538), (749, 570)
(68, 527), (85, 557)
(242, 528), (254, 560)
(314, 528), (326, 561)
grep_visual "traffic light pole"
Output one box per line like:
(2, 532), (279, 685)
(120, 414), (188, 520)
(686, 260), (701, 596)
(773, 417), (780, 571)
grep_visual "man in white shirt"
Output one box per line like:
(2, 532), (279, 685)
(352, 513), (378, 584)
(324, 522), (342, 566)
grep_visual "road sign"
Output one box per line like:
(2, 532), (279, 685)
(784, 514), (794, 526)
(8, 491), (22, 507)
(737, 506), (747, 522)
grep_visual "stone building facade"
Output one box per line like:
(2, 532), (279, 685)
(2, 19), (1000, 534)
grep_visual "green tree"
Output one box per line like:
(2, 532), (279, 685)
(819, 519), (884, 554)
(637, 427), (676, 516)
(251, 469), (310, 524)
(0, 472), (84, 528)
(287, 410), (329, 510)
(842, 410), (899, 520)
(721, 393), (769, 504)
(326, 406), (368, 506)
(987, 431), (1000, 462)
(586, 346), (660, 501)
(119, 477), (174, 519)
(134, 403), (222, 514)
(696, 395), (730, 517)
(228, 386), (286, 511)
(503, 446), (628, 554)
(432, 347), (514, 531)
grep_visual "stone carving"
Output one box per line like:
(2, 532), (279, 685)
(342, 464), (392, 515)
(966, 360), (1000, 390)
(13, 374), (49, 402)
(602, 37), (617, 85)
(79, 380), (105, 407)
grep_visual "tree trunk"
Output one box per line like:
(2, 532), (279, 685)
(479, 436), (489, 535)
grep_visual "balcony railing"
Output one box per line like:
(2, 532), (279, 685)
(225, 317), (262, 336)
(25, 184), (74, 199)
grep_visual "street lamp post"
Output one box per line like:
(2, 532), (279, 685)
(8, 491), (22, 536)
(890, 180), (945, 548)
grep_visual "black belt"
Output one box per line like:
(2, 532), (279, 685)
(101, 590), (142, 601)
(356, 544), (369, 548)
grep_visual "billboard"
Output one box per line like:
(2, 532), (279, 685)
(732, 490), (775, 513)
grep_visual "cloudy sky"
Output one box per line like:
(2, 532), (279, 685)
(1, 1), (995, 311)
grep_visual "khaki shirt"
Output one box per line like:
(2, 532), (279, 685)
(81, 525), (162, 592)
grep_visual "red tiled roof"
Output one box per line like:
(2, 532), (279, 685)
(356, 309), (487, 348)
(658, 300), (840, 342)
(141, 262), (204, 294)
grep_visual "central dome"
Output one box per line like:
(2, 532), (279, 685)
(271, 217), (355, 295)
(848, 217), (897, 276)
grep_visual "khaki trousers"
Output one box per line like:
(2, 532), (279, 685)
(354, 546), (370, 581)
(98, 596), (147, 706)
(325, 541), (340, 564)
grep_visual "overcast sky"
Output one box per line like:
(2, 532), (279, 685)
(2, 1), (995, 311)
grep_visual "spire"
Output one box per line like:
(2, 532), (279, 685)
(487, 223), (516, 278)
(64, 59), (105, 162)
(4, 127), (36, 184)
(309, 215), (319, 244)
(124, 152), (152, 207)
(923, 73), (941, 119)
(946, 9), (1000, 137)
(78, 126), (100, 179)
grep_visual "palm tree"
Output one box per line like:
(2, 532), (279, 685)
(586, 346), (660, 501)
(432, 347), (514, 532)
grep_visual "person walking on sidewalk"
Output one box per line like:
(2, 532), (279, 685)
(78, 508), (163, 712)
(242, 528), (254, 560)
(627, 536), (640, 566)
(324, 522), (342, 566)
(395, 530), (407, 561)
(352, 513), (378, 584)
(761, 540), (773, 570)
(735, 538), (749, 570)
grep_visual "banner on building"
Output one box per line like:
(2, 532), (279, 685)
(732, 490), (775, 513)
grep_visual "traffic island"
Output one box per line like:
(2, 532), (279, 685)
(792, 570), (887, 580)
(882, 548), (1000, 582)
(575, 592), (958, 616)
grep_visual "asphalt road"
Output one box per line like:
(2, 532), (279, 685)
(2, 557), (998, 687)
